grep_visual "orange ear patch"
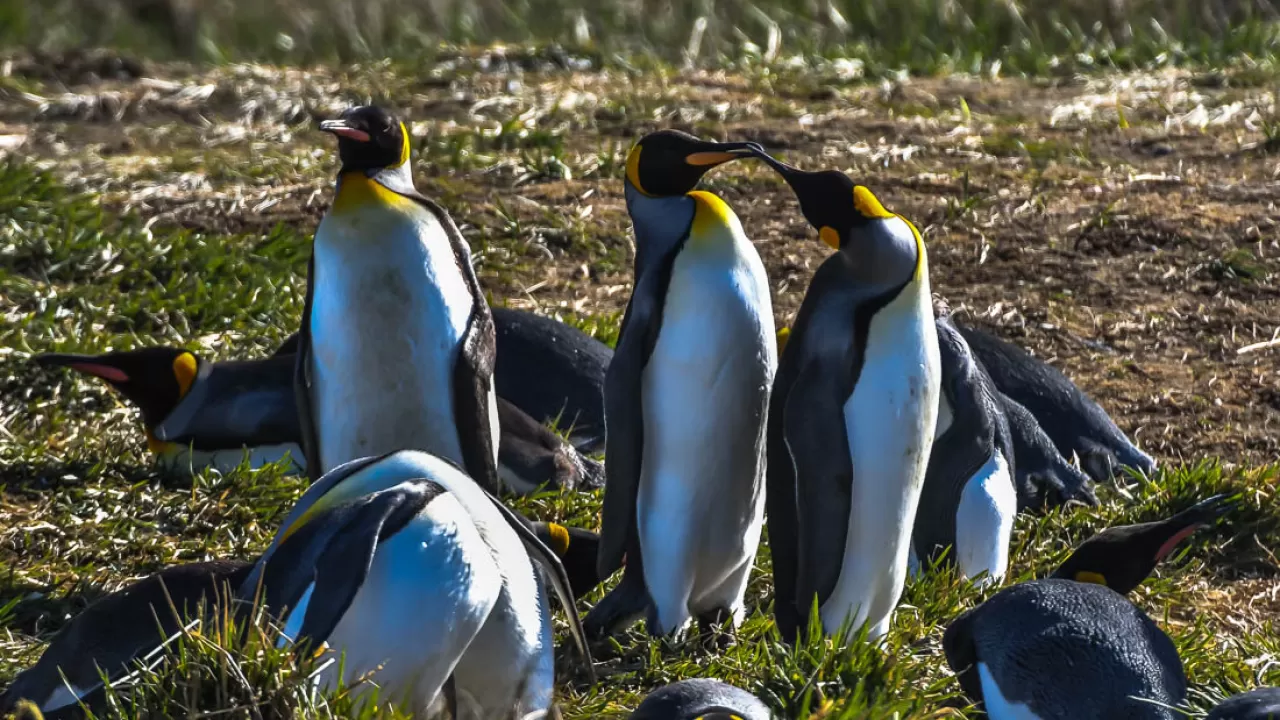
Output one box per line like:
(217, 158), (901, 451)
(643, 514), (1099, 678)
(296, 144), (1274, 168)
(819, 226), (840, 250)
(546, 523), (571, 556)
(173, 353), (198, 397)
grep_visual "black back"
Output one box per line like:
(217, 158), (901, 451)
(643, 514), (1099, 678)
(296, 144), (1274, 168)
(1209, 688), (1280, 720)
(997, 390), (1097, 510)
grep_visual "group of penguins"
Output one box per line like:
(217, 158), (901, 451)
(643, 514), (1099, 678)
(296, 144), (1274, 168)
(3, 105), (1277, 719)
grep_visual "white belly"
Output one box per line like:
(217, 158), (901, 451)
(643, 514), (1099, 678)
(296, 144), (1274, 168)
(979, 662), (1046, 720)
(820, 277), (940, 639)
(310, 205), (475, 475)
(636, 231), (775, 635)
(955, 449), (1017, 586)
(934, 392), (954, 441)
(293, 494), (503, 716)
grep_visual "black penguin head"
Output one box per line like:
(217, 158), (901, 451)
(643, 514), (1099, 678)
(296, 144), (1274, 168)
(625, 130), (761, 198)
(1051, 495), (1232, 594)
(533, 522), (605, 600)
(319, 105), (410, 173)
(628, 678), (772, 720)
(748, 150), (894, 250)
(36, 347), (202, 427)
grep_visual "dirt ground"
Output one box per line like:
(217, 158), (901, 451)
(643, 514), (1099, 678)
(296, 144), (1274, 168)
(2, 50), (1277, 469)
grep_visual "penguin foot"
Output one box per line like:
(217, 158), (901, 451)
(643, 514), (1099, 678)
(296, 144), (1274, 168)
(695, 607), (737, 651)
(582, 570), (650, 639)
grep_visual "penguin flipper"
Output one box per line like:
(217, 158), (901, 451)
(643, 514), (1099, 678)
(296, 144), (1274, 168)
(294, 253), (323, 480)
(941, 606), (985, 711)
(765, 332), (803, 642)
(452, 302), (501, 495)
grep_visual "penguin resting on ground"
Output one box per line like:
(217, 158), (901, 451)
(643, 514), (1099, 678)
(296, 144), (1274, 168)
(34, 347), (602, 490)
(239, 449), (594, 718)
(944, 495), (1231, 719)
(910, 313), (1017, 586)
(296, 105), (501, 491)
(585, 130), (774, 639)
(996, 389), (1098, 511)
(532, 521), (606, 600)
(1208, 688), (1280, 720)
(755, 151), (940, 643)
(629, 678), (774, 720)
(954, 321), (1156, 483)
(0, 560), (252, 719)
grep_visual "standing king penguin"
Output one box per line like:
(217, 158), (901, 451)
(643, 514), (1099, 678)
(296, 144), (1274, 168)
(297, 106), (501, 492)
(755, 153), (940, 642)
(586, 130), (776, 638)
(241, 450), (594, 718)
(911, 312), (1018, 586)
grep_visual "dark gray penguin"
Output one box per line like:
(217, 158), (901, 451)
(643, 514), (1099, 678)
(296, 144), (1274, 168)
(1208, 688), (1280, 720)
(629, 678), (773, 720)
(955, 321), (1156, 482)
(944, 496), (1230, 719)
(996, 390), (1098, 511)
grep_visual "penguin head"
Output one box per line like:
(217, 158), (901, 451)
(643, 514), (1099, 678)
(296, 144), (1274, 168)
(319, 105), (410, 173)
(628, 678), (772, 720)
(625, 130), (761, 198)
(36, 347), (202, 428)
(534, 522), (605, 600)
(1050, 495), (1232, 594)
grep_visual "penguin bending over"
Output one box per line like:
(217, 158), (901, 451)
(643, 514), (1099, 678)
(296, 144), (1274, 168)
(1208, 688), (1280, 720)
(0, 560), (251, 719)
(240, 449), (594, 718)
(944, 495), (1230, 719)
(586, 130), (775, 639)
(755, 152), (940, 643)
(533, 521), (606, 600)
(955, 321), (1156, 483)
(296, 106), (500, 492)
(629, 678), (774, 720)
(996, 389), (1098, 511)
(35, 347), (602, 490)
(910, 314), (1017, 586)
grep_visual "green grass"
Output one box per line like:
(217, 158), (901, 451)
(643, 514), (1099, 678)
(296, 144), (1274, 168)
(3, 0), (1280, 77)
(1, 156), (1279, 717)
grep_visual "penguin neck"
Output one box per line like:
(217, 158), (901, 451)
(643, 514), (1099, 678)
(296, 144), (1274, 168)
(625, 183), (696, 273)
(332, 162), (419, 214)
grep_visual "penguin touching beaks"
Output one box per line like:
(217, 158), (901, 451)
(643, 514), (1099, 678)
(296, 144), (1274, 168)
(910, 313), (1017, 586)
(297, 105), (501, 492)
(629, 678), (774, 720)
(586, 130), (775, 639)
(240, 449), (594, 718)
(1208, 688), (1280, 720)
(533, 521), (606, 600)
(997, 389), (1098, 511)
(754, 152), (940, 643)
(955, 321), (1156, 483)
(944, 496), (1230, 719)
(35, 348), (302, 474)
(0, 560), (251, 718)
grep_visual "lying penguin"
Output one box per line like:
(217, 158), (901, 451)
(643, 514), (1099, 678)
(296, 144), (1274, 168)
(911, 313), (1017, 586)
(34, 345), (602, 492)
(1208, 688), (1280, 719)
(0, 560), (251, 718)
(0, 520), (598, 720)
(955, 321), (1156, 482)
(997, 390), (1098, 510)
(276, 305), (611, 453)
(944, 495), (1230, 719)
(629, 678), (773, 719)
(241, 449), (594, 717)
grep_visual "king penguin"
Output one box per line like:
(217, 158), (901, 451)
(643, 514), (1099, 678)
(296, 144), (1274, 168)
(910, 312), (1017, 586)
(944, 495), (1230, 719)
(0, 560), (251, 718)
(755, 152), (940, 643)
(996, 389), (1098, 510)
(629, 678), (774, 720)
(1209, 688), (1280, 720)
(240, 449), (594, 718)
(955, 321), (1156, 483)
(35, 347), (301, 473)
(585, 130), (775, 639)
(296, 106), (501, 492)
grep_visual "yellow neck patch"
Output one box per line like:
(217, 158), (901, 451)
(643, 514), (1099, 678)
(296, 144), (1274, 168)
(853, 185), (894, 219)
(902, 216), (926, 282)
(688, 190), (735, 238)
(546, 523), (571, 556)
(396, 121), (411, 167)
(776, 327), (791, 354)
(1075, 571), (1108, 586)
(331, 171), (415, 214)
(625, 144), (648, 196)
(172, 352), (198, 398)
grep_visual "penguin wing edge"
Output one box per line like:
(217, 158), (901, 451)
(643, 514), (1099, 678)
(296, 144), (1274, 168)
(294, 253), (323, 480)
(452, 301), (501, 495)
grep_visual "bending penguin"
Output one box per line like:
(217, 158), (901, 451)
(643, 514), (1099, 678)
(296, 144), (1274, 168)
(996, 389), (1098, 510)
(34, 346), (603, 490)
(910, 311), (1017, 586)
(240, 449), (594, 718)
(756, 152), (940, 642)
(945, 495), (1231, 719)
(585, 130), (775, 638)
(955, 321), (1156, 483)
(296, 105), (500, 492)
(0, 561), (251, 719)
(629, 678), (773, 720)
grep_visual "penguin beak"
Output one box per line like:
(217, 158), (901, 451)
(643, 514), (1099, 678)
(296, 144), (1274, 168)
(319, 119), (371, 143)
(684, 141), (764, 167)
(35, 353), (130, 383)
(1153, 494), (1233, 561)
